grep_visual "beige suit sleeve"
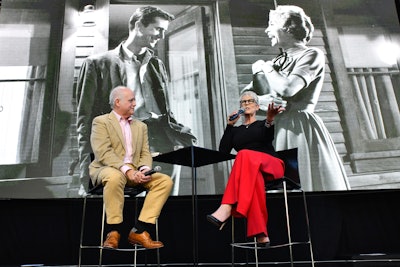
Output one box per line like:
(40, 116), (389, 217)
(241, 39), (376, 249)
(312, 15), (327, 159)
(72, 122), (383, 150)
(90, 114), (126, 171)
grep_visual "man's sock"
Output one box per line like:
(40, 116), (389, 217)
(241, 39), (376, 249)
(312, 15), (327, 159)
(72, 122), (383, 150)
(105, 223), (123, 234)
(133, 220), (154, 234)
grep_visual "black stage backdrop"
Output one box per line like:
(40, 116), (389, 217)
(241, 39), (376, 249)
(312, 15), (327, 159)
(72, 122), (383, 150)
(1, 189), (400, 266)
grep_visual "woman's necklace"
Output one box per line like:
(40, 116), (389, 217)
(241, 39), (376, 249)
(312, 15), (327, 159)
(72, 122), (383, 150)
(244, 121), (255, 128)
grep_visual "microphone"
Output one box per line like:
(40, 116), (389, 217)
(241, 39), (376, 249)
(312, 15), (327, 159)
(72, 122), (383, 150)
(229, 108), (245, 121)
(144, 166), (162, 176)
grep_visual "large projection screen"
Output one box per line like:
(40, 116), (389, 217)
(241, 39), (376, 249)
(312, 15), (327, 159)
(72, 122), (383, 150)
(0, 0), (399, 198)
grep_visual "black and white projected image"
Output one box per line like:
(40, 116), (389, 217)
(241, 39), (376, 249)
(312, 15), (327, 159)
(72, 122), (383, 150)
(0, 0), (399, 198)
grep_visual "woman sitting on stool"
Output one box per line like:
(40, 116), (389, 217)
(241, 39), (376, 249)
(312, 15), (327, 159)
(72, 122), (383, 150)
(207, 91), (285, 245)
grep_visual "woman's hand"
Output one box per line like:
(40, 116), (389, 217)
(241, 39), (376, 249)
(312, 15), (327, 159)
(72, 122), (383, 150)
(252, 60), (275, 75)
(261, 61), (275, 74)
(266, 103), (285, 122)
(227, 110), (241, 125)
(252, 60), (266, 74)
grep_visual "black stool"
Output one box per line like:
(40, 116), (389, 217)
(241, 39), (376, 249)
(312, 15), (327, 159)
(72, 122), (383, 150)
(231, 148), (315, 267)
(78, 181), (160, 267)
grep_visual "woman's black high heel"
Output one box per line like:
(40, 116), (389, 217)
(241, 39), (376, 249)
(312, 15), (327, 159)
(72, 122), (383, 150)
(206, 214), (228, 230)
(256, 241), (270, 248)
(256, 234), (271, 247)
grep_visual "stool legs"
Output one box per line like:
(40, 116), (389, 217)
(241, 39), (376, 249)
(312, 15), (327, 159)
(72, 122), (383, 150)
(78, 197), (87, 267)
(230, 182), (314, 266)
(79, 196), (159, 267)
(283, 180), (294, 267)
(98, 203), (106, 266)
(302, 189), (315, 267)
(231, 219), (234, 267)
(282, 180), (315, 267)
(254, 237), (259, 267)
(156, 219), (160, 267)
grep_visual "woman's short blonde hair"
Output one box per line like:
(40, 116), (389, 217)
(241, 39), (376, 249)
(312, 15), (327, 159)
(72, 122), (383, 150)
(269, 5), (314, 43)
(240, 91), (259, 105)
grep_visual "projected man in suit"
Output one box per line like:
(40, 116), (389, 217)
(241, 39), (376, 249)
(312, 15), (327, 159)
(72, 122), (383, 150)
(75, 6), (196, 193)
(89, 86), (173, 249)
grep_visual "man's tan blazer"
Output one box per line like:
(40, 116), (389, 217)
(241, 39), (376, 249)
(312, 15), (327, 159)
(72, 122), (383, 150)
(89, 112), (152, 183)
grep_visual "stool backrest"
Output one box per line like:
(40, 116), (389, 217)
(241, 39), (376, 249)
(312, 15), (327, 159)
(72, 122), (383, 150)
(276, 148), (299, 183)
(266, 148), (300, 190)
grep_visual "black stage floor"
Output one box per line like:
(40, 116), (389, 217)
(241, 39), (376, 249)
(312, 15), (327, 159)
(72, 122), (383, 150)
(2, 189), (400, 267)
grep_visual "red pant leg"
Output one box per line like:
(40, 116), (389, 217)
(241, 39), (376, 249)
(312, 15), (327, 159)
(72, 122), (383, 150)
(221, 149), (284, 237)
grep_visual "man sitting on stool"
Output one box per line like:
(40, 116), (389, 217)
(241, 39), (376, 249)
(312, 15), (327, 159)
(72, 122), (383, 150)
(89, 86), (173, 249)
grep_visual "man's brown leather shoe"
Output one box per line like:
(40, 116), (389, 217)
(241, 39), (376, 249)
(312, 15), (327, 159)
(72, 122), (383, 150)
(128, 230), (164, 249)
(103, 231), (120, 249)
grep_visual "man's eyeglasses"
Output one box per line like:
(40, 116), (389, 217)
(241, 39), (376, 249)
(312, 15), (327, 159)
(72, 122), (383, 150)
(240, 99), (256, 105)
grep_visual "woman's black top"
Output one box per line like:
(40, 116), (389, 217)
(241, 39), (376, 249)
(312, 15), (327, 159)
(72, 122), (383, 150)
(218, 120), (277, 157)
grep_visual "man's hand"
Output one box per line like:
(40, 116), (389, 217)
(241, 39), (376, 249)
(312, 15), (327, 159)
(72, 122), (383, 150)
(127, 168), (152, 184)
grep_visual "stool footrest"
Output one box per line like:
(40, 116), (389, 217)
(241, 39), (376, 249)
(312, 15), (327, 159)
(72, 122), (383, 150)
(231, 241), (310, 250)
(80, 245), (148, 252)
